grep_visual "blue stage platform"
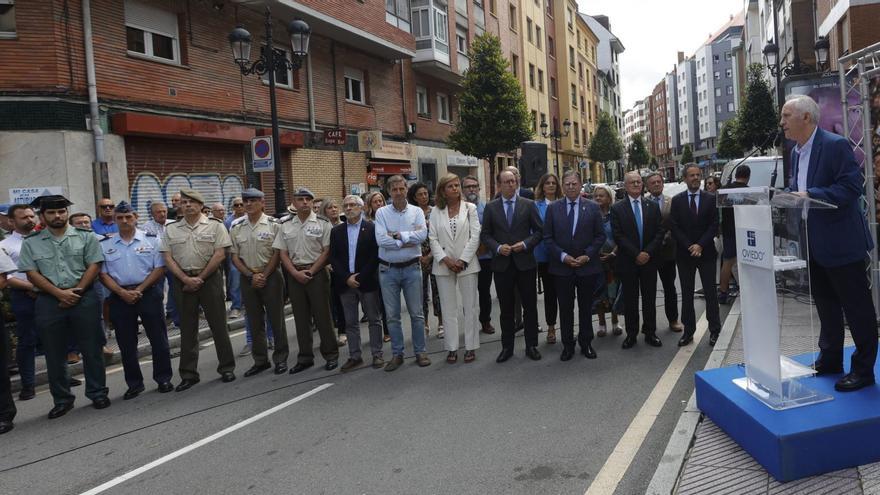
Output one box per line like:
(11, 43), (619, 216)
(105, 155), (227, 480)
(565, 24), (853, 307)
(695, 347), (880, 482)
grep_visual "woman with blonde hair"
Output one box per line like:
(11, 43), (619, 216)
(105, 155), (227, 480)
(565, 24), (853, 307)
(592, 184), (623, 336)
(429, 173), (482, 363)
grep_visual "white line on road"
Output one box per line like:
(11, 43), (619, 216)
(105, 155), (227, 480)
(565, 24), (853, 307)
(584, 312), (709, 495)
(78, 382), (333, 495)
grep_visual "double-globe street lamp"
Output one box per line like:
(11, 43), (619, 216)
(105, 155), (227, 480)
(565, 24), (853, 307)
(228, 9), (311, 216)
(762, 27), (831, 109)
(540, 118), (571, 174)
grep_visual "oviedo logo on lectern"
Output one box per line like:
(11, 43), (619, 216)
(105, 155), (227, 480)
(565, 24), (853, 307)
(742, 230), (766, 261)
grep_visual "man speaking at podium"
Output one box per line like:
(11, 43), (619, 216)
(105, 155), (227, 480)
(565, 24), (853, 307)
(783, 94), (877, 392)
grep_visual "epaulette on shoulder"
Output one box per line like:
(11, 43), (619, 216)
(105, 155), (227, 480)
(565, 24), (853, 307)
(99, 235), (112, 242)
(75, 226), (93, 233)
(166, 219), (181, 225)
(209, 217), (223, 222)
(316, 214), (330, 223)
(267, 216), (279, 223)
(279, 215), (292, 224)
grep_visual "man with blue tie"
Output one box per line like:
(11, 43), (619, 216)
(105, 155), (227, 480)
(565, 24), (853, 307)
(612, 172), (667, 349)
(783, 94), (877, 392)
(99, 202), (173, 399)
(544, 171), (605, 360)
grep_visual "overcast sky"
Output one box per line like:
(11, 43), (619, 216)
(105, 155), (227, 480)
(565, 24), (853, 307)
(578, 0), (745, 110)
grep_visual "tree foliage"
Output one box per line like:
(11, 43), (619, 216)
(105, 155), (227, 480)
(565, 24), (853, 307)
(588, 111), (624, 164)
(626, 132), (651, 170)
(736, 64), (778, 153)
(681, 144), (694, 164)
(716, 118), (744, 159)
(447, 33), (531, 177)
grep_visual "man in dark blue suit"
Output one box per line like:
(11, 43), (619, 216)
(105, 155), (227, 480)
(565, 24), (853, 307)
(544, 171), (606, 360)
(612, 172), (667, 349)
(783, 94), (877, 392)
(669, 165), (722, 347)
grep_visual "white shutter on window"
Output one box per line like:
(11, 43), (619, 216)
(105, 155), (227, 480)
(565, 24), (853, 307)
(124, 0), (178, 38)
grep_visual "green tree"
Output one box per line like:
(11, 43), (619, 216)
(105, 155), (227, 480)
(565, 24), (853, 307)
(448, 33), (531, 181)
(681, 144), (694, 164)
(588, 111), (624, 167)
(736, 64), (778, 153)
(716, 118), (744, 159)
(626, 132), (651, 170)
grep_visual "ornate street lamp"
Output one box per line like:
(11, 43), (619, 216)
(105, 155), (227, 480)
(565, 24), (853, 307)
(814, 35), (830, 72)
(228, 10), (311, 216)
(540, 118), (571, 173)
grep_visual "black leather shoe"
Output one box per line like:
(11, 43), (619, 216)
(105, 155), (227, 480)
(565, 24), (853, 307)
(496, 348), (514, 363)
(324, 359), (339, 371)
(678, 335), (694, 347)
(645, 335), (663, 347)
(708, 333), (720, 347)
(123, 385), (145, 400)
(19, 387), (35, 401)
(0, 420), (13, 434)
(220, 372), (236, 383)
(525, 346), (542, 361)
(289, 362), (314, 374)
(244, 363), (271, 377)
(175, 378), (200, 392)
(92, 397), (111, 410)
(157, 382), (174, 393)
(274, 363), (288, 375)
(621, 336), (637, 349)
(48, 402), (74, 419)
(582, 345), (597, 359)
(69, 377), (82, 387)
(834, 373), (875, 392)
(811, 361), (844, 376)
(560, 348), (575, 361)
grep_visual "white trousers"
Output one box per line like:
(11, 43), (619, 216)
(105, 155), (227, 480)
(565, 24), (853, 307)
(434, 272), (479, 352)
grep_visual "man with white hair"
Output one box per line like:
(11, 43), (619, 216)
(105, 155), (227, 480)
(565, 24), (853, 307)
(783, 94), (877, 392)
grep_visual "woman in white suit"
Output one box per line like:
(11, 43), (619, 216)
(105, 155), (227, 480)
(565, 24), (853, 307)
(429, 173), (482, 363)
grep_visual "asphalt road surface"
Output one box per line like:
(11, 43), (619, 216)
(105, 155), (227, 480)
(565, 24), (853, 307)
(0, 286), (727, 495)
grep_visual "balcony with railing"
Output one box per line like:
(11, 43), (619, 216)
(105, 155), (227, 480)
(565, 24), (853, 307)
(411, 0), (463, 85)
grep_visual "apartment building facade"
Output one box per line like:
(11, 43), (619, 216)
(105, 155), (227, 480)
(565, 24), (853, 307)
(581, 14), (624, 135)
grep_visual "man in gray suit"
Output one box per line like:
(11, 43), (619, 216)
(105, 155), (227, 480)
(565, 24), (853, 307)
(645, 173), (683, 332)
(480, 169), (544, 363)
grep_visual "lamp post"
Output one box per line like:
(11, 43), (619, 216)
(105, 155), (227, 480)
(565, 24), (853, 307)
(540, 118), (571, 175)
(228, 8), (310, 216)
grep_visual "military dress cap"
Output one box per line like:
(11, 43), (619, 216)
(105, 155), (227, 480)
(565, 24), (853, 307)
(0, 203), (10, 215)
(114, 201), (134, 214)
(241, 188), (265, 200)
(292, 187), (315, 199)
(180, 188), (206, 205)
(29, 195), (73, 210)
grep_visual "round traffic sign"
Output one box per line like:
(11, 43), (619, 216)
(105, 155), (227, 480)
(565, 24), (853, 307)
(254, 138), (271, 159)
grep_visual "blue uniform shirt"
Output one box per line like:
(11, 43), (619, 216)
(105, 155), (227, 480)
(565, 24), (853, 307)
(100, 229), (164, 287)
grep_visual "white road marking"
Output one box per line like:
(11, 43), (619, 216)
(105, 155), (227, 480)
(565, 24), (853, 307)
(584, 312), (709, 495)
(78, 383), (333, 495)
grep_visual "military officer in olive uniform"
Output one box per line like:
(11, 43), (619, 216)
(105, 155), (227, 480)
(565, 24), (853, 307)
(160, 188), (235, 391)
(230, 188), (289, 376)
(18, 195), (109, 419)
(274, 187), (339, 373)
(99, 202), (174, 399)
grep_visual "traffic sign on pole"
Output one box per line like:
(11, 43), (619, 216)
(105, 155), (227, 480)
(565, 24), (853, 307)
(252, 136), (274, 172)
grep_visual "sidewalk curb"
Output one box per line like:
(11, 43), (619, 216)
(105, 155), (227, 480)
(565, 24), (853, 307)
(645, 299), (741, 495)
(9, 304), (293, 393)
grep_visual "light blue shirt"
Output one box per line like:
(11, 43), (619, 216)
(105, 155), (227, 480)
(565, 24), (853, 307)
(374, 203), (427, 263)
(100, 229), (164, 287)
(347, 219), (361, 274)
(795, 126), (818, 192)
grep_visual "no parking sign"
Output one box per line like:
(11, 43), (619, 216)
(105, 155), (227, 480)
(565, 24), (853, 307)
(251, 136), (274, 172)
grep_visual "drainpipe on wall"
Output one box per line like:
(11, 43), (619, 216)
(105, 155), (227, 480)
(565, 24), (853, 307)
(306, 53), (316, 132)
(81, 0), (110, 201)
(331, 41), (347, 198)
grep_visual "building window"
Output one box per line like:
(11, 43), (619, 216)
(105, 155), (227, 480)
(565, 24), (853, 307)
(489, 0), (496, 14)
(715, 104), (722, 113)
(580, 95), (585, 111)
(528, 63), (536, 88)
(535, 26), (542, 50)
(567, 6), (573, 29)
(511, 53), (519, 77)
(714, 71), (720, 80)
(456, 26), (468, 54)
(550, 76), (557, 98)
(433, 4), (448, 44)
(725, 68), (732, 78)
(712, 54), (719, 63)
(386, 0), (412, 32)
(548, 35), (555, 56)
(261, 46), (298, 89)
(437, 92), (450, 123)
(726, 85), (733, 95)
(416, 85), (429, 116)
(537, 68), (544, 92)
(727, 102), (735, 112)
(571, 84), (577, 108)
(124, 0), (181, 63)
(569, 46), (575, 68)
(714, 87), (721, 97)
(412, 6), (431, 39)
(508, 4), (517, 30)
(540, 112), (547, 128)
(574, 122), (580, 144)
(0, 0), (15, 37)
(725, 51), (732, 60)
(344, 67), (366, 104)
(546, 0), (552, 15)
(578, 62), (583, 80)
(526, 17), (533, 42)
(530, 110), (538, 133)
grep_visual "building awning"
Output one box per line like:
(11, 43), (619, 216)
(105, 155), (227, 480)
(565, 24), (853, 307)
(369, 161), (412, 175)
(111, 112), (305, 147)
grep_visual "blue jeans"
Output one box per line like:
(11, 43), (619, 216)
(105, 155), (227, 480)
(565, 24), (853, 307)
(228, 259), (243, 311)
(245, 318), (275, 344)
(379, 263), (426, 356)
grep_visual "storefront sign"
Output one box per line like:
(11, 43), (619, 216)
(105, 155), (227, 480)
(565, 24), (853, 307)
(371, 141), (412, 161)
(446, 155), (479, 167)
(358, 130), (383, 151)
(324, 129), (347, 146)
(9, 187), (63, 205)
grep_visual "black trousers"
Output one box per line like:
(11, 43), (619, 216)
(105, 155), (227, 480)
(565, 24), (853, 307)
(555, 273), (599, 350)
(0, 314), (15, 423)
(537, 262), (558, 327)
(108, 286), (173, 389)
(478, 259), (494, 324)
(657, 259), (679, 324)
(617, 265), (659, 338)
(810, 259), (878, 378)
(494, 265), (539, 350)
(677, 255), (721, 337)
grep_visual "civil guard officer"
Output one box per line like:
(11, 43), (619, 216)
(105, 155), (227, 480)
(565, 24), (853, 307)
(98, 202), (173, 399)
(160, 188), (235, 391)
(230, 188), (289, 376)
(17, 195), (109, 419)
(273, 187), (339, 373)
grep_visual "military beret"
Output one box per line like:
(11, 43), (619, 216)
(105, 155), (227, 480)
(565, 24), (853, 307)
(180, 188), (206, 205)
(241, 188), (265, 200)
(292, 187), (315, 199)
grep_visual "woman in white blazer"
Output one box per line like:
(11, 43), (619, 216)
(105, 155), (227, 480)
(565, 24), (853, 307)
(429, 173), (482, 363)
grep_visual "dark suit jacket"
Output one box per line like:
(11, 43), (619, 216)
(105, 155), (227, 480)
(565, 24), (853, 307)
(789, 127), (874, 267)
(611, 195), (667, 273)
(329, 219), (379, 293)
(543, 197), (605, 277)
(669, 189), (719, 260)
(480, 195), (543, 272)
